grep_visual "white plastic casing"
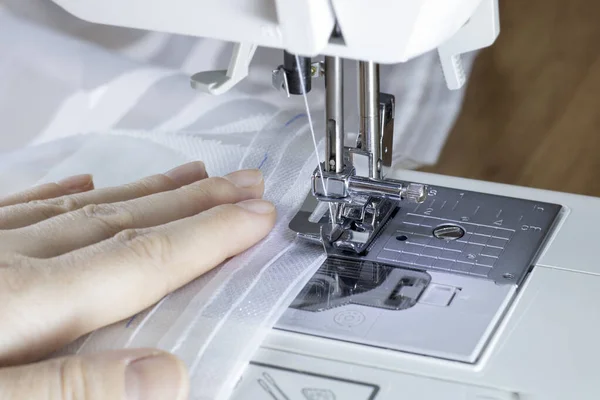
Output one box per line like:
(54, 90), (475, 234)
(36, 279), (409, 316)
(51, 0), (500, 92)
(51, 0), (496, 64)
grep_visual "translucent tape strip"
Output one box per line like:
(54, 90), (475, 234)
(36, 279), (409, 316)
(151, 112), (326, 400)
(188, 246), (325, 400)
(71, 110), (327, 399)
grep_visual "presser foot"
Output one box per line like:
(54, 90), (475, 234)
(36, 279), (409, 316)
(319, 197), (397, 255)
(289, 194), (397, 256)
(300, 164), (427, 256)
(290, 177), (426, 256)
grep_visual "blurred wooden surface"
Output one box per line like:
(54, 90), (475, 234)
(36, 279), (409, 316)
(421, 0), (600, 197)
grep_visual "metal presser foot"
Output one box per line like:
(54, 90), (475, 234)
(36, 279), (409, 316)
(291, 159), (427, 256)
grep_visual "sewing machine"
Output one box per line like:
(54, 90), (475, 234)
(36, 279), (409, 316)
(50, 1), (600, 399)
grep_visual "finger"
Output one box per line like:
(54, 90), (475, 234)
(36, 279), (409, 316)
(0, 161), (208, 230)
(13, 169), (264, 258)
(0, 200), (276, 362)
(0, 348), (188, 400)
(0, 174), (94, 207)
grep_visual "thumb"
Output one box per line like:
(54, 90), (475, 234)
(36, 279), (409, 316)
(0, 348), (189, 400)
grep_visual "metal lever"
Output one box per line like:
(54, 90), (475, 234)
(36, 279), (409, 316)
(379, 93), (395, 168)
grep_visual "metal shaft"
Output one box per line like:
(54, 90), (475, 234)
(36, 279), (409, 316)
(325, 56), (344, 173)
(348, 176), (403, 199)
(348, 176), (426, 203)
(359, 61), (381, 179)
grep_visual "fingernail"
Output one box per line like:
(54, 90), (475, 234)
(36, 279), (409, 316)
(125, 354), (186, 400)
(165, 161), (207, 185)
(57, 174), (93, 192)
(225, 169), (263, 188)
(237, 199), (275, 214)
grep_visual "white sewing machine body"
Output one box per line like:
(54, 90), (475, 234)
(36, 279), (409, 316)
(232, 170), (600, 400)
(49, 0), (495, 63)
(51, 0), (499, 91)
(48, 1), (599, 399)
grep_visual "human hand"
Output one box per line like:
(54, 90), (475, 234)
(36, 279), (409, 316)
(0, 161), (276, 399)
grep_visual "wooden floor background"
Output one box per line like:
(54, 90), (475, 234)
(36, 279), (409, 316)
(421, 0), (600, 197)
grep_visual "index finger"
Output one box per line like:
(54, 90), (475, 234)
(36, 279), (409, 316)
(0, 161), (208, 230)
(0, 175), (94, 207)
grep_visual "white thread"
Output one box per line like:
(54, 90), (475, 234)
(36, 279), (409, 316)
(295, 55), (336, 226)
(294, 55), (327, 197)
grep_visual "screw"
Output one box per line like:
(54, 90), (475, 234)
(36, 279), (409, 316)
(433, 225), (465, 240)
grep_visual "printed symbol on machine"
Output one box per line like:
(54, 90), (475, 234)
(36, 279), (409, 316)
(257, 372), (290, 400)
(334, 310), (365, 327)
(521, 224), (542, 232)
(302, 388), (337, 400)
